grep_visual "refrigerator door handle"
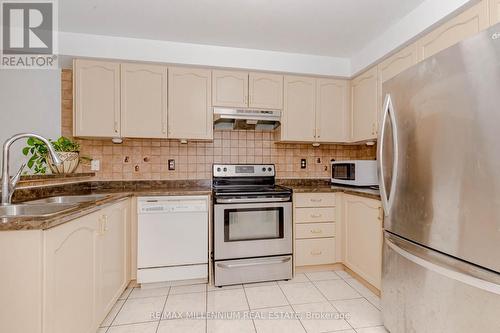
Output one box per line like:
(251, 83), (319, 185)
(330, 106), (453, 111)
(378, 94), (399, 216)
(385, 234), (500, 295)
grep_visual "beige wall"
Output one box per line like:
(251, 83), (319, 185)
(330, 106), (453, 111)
(62, 70), (375, 180)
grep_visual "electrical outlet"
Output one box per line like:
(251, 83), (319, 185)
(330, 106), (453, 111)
(316, 158), (321, 164)
(168, 159), (175, 170)
(90, 159), (100, 171)
(300, 159), (307, 169)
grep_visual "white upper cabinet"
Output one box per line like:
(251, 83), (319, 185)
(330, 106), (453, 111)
(490, 0), (500, 25)
(282, 76), (316, 142)
(378, 44), (417, 84)
(121, 63), (168, 138)
(416, 0), (489, 61)
(316, 79), (349, 143)
(168, 67), (213, 140)
(351, 66), (378, 142)
(212, 70), (248, 108)
(248, 73), (283, 109)
(74, 59), (120, 137)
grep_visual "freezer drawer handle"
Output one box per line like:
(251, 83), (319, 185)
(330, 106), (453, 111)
(217, 257), (291, 269)
(386, 235), (500, 295)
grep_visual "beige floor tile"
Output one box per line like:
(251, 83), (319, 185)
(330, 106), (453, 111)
(292, 301), (351, 333)
(129, 286), (170, 299)
(280, 282), (326, 305)
(118, 288), (133, 300)
(113, 297), (166, 325)
(163, 292), (206, 316)
(244, 285), (288, 309)
(305, 271), (342, 281)
(344, 278), (378, 299)
(243, 281), (278, 288)
(101, 300), (125, 327)
(157, 318), (206, 333)
(207, 317), (256, 333)
(97, 328), (108, 333)
(252, 306), (306, 333)
(207, 284), (243, 292)
(331, 298), (382, 329)
(356, 326), (389, 333)
(277, 273), (309, 285)
(107, 322), (158, 333)
(334, 270), (354, 280)
(207, 288), (249, 312)
(314, 279), (362, 301)
(169, 283), (207, 295)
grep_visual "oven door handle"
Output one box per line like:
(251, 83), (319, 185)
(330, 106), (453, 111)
(216, 197), (291, 204)
(217, 257), (291, 269)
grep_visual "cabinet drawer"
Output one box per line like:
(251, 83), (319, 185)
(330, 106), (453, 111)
(296, 223), (335, 239)
(295, 238), (336, 266)
(294, 193), (335, 207)
(295, 207), (335, 223)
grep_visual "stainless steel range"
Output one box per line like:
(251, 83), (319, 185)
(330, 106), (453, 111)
(212, 164), (293, 286)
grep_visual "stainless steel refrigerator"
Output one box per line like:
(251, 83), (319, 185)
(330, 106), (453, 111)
(379, 24), (500, 333)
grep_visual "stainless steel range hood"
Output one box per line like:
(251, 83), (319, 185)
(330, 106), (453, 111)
(213, 108), (281, 131)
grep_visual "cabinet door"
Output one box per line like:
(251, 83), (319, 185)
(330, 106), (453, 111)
(168, 67), (213, 140)
(281, 76), (316, 142)
(74, 59), (120, 137)
(343, 195), (383, 289)
(378, 44), (417, 84)
(121, 63), (168, 138)
(491, 0), (500, 25)
(44, 213), (99, 333)
(248, 72), (283, 109)
(416, 0), (489, 61)
(350, 66), (378, 142)
(96, 200), (130, 324)
(212, 70), (248, 108)
(316, 78), (349, 142)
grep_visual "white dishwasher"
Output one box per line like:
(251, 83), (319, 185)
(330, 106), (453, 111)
(137, 196), (209, 284)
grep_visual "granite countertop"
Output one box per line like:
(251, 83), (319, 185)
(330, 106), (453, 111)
(277, 179), (380, 200)
(1, 182), (213, 231)
(0, 179), (378, 231)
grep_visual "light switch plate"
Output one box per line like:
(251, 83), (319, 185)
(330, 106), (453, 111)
(91, 159), (100, 171)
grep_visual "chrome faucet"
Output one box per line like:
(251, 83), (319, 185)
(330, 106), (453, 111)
(1, 133), (62, 205)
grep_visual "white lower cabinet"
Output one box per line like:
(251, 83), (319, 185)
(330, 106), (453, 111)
(44, 199), (130, 333)
(343, 194), (383, 289)
(293, 193), (338, 267)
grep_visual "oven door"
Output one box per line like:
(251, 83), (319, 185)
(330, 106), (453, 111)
(214, 201), (292, 260)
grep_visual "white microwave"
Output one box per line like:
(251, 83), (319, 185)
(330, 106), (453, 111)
(331, 160), (378, 187)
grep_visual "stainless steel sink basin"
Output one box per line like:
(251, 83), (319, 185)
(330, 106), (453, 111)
(28, 194), (110, 205)
(0, 204), (78, 218)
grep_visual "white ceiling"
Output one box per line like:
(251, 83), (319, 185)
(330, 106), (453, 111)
(60, 0), (426, 58)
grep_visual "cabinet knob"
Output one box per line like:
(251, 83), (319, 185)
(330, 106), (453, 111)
(310, 229), (322, 234)
(310, 250), (323, 256)
(310, 198), (322, 203)
(310, 214), (322, 218)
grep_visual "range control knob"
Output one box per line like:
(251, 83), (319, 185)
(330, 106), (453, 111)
(262, 167), (266, 172)
(268, 167), (272, 172)
(223, 167), (227, 172)
(216, 167), (221, 172)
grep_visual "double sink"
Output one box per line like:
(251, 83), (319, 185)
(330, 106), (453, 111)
(0, 194), (111, 218)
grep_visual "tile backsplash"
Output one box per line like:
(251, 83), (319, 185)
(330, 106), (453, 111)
(62, 70), (376, 180)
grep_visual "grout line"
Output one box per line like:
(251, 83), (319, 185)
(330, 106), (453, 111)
(241, 283), (258, 333)
(275, 281), (308, 333)
(155, 286), (170, 333)
(106, 292), (130, 327)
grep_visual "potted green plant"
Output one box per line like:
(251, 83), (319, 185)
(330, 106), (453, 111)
(22, 136), (90, 174)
